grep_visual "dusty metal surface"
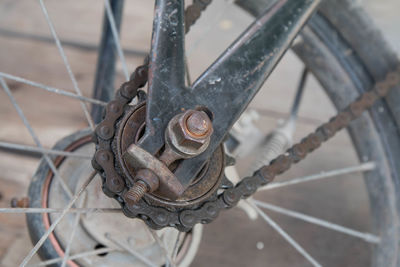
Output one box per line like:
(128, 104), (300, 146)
(140, 0), (320, 190)
(124, 144), (185, 199)
(91, 0), (400, 231)
(1, 0), (399, 265)
(92, 75), (227, 230)
(163, 110), (213, 164)
(93, 55), (400, 231)
(10, 197), (29, 208)
(115, 101), (225, 207)
(123, 109), (214, 204)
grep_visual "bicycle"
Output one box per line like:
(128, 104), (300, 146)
(0, 0), (399, 266)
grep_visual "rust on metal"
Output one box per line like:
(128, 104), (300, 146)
(93, 58), (399, 231)
(124, 180), (149, 206)
(185, 110), (213, 138)
(112, 100), (224, 210)
(91, 0), (400, 231)
(135, 168), (160, 192)
(124, 144), (185, 199)
(10, 197), (29, 208)
(165, 110), (213, 158)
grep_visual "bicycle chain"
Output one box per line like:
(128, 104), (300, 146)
(185, 0), (212, 33)
(92, 1), (400, 232)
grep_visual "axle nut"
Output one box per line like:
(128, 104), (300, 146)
(167, 110), (213, 157)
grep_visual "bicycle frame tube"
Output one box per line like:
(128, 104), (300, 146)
(91, 0), (125, 123)
(140, 0), (320, 188)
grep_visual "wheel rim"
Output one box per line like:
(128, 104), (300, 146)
(0, 1), (397, 266)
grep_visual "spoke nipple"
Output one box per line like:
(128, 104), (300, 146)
(10, 197), (29, 208)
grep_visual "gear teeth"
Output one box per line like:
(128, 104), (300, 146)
(220, 175), (234, 189)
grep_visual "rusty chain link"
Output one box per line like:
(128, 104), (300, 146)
(92, 1), (400, 231)
(185, 0), (212, 33)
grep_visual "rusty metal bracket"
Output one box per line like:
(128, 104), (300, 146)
(123, 144), (185, 199)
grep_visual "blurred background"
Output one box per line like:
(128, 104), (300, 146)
(0, 0), (399, 266)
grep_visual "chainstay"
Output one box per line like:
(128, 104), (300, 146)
(177, 66), (400, 229)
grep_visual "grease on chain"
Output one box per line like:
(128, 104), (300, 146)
(92, 1), (400, 231)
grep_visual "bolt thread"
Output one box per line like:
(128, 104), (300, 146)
(125, 181), (148, 204)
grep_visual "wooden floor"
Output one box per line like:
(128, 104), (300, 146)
(0, 0), (398, 266)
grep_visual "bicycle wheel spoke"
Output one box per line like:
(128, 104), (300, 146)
(185, 56), (192, 86)
(20, 171), (97, 267)
(289, 67), (308, 121)
(104, 0), (129, 81)
(247, 200), (322, 267)
(0, 27), (147, 57)
(254, 107), (324, 125)
(1, 78), (73, 198)
(0, 72), (106, 106)
(0, 141), (91, 159)
(258, 162), (376, 191)
(60, 197), (84, 267)
(165, 232), (182, 267)
(253, 200), (380, 243)
(148, 229), (176, 267)
(38, 0), (94, 129)
(0, 207), (121, 214)
(170, 232), (183, 265)
(105, 233), (158, 267)
(29, 247), (117, 267)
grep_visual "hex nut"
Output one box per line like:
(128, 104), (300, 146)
(166, 110), (213, 157)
